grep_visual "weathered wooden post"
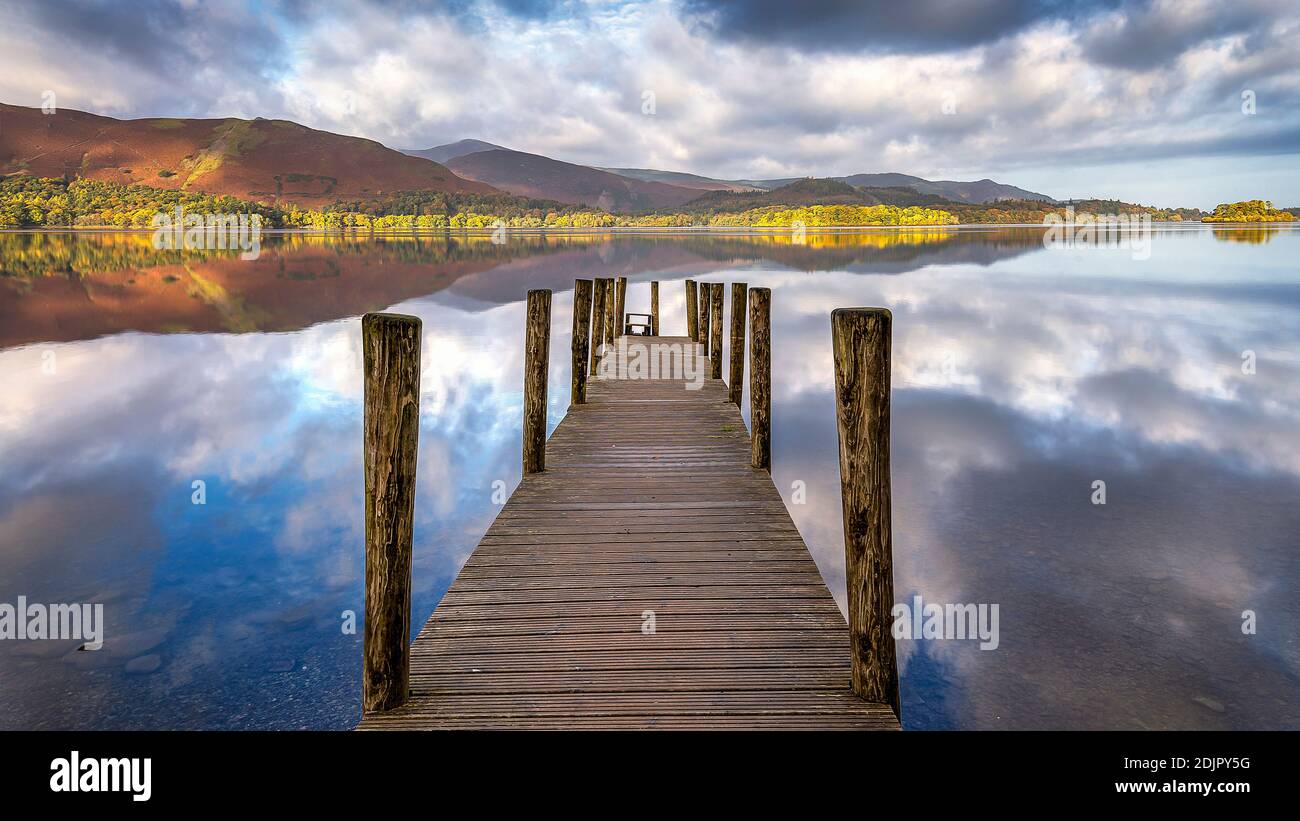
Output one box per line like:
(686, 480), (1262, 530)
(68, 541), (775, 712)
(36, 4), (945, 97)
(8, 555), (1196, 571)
(709, 282), (723, 379)
(604, 278), (616, 348)
(605, 278), (617, 366)
(700, 283), (711, 351)
(686, 279), (698, 340)
(590, 277), (606, 377)
(362, 311), (421, 714)
(650, 281), (660, 336)
(523, 289), (551, 474)
(615, 276), (627, 337)
(696, 282), (707, 346)
(831, 307), (899, 719)
(728, 281), (747, 405)
(572, 279), (593, 404)
(748, 288), (770, 471)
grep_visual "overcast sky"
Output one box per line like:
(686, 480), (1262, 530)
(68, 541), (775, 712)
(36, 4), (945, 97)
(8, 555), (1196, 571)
(2, 0), (1298, 207)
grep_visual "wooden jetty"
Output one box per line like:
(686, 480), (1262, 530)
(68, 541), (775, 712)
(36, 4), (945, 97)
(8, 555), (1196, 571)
(357, 279), (900, 730)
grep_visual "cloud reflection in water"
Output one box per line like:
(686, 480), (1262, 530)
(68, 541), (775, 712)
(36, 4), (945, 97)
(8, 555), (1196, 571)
(0, 227), (1296, 729)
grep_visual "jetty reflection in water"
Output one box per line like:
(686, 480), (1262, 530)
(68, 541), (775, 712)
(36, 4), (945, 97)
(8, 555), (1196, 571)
(0, 226), (1296, 729)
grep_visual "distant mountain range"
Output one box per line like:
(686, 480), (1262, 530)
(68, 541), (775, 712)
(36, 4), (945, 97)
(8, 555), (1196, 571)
(673, 178), (959, 212)
(404, 139), (507, 165)
(437, 148), (704, 211)
(596, 167), (760, 193)
(405, 138), (1054, 207)
(0, 101), (1054, 214)
(749, 173), (1053, 204)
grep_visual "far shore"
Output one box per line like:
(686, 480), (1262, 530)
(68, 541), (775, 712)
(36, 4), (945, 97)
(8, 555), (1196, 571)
(3, 221), (1296, 236)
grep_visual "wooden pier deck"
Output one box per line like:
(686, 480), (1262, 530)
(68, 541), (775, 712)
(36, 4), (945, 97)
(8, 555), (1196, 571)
(358, 334), (899, 730)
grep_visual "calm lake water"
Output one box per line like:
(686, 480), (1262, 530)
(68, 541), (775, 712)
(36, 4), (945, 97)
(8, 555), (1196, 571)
(1, 226), (1297, 730)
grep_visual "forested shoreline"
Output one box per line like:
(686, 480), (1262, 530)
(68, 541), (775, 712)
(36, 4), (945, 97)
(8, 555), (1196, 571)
(1, 176), (1293, 230)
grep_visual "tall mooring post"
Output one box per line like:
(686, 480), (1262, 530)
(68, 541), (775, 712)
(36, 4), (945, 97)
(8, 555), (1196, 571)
(685, 279), (698, 340)
(571, 279), (593, 404)
(603, 278), (616, 349)
(615, 276), (627, 337)
(590, 277), (607, 377)
(709, 282), (723, 379)
(523, 289), (552, 474)
(728, 281), (747, 405)
(650, 281), (660, 336)
(361, 311), (421, 714)
(748, 288), (771, 471)
(831, 307), (899, 719)
(698, 282), (710, 348)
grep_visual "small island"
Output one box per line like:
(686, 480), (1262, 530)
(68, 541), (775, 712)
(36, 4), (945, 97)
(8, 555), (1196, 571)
(1201, 200), (1296, 223)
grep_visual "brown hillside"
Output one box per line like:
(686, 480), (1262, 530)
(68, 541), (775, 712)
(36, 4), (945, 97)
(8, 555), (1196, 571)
(0, 103), (497, 206)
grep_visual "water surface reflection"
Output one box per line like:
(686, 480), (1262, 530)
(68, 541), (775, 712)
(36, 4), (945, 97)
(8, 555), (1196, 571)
(1, 227), (1296, 728)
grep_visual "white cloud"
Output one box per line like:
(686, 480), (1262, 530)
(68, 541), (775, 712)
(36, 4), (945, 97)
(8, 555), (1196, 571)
(1, 0), (1298, 204)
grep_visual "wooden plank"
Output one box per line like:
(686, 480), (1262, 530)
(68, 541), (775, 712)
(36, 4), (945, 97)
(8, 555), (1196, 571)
(431, 598), (845, 620)
(357, 332), (898, 731)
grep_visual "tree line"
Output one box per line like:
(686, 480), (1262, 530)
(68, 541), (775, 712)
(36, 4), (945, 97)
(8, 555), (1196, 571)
(3, 177), (1294, 230)
(0, 177), (964, 228)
